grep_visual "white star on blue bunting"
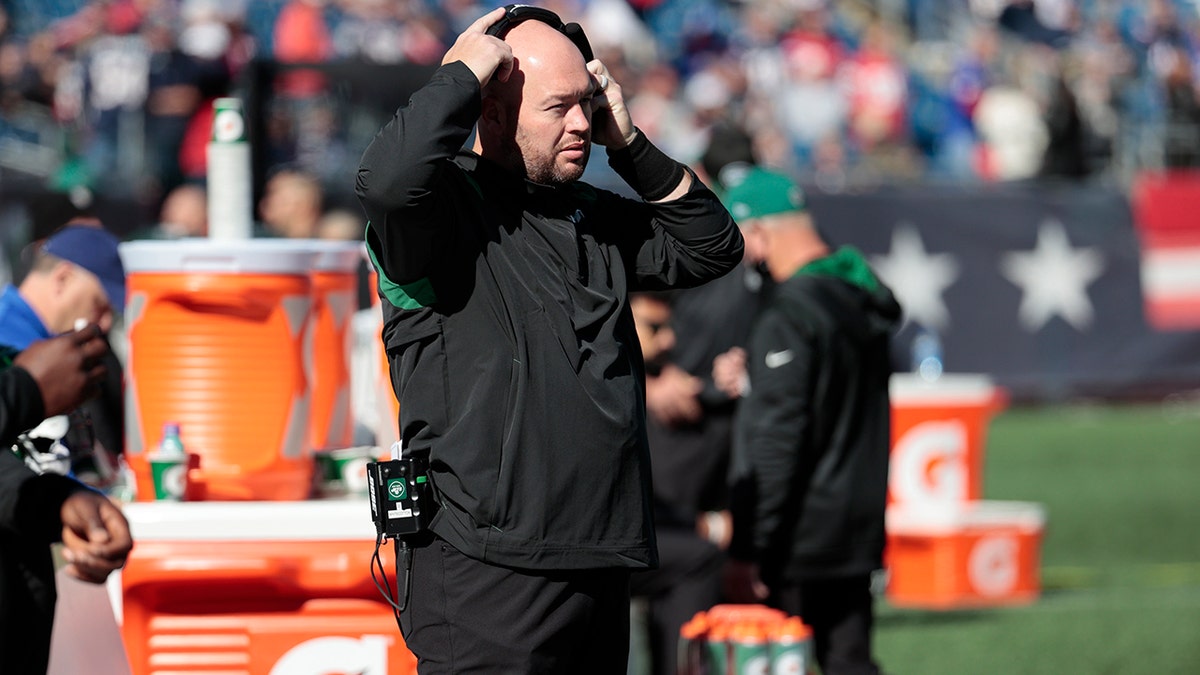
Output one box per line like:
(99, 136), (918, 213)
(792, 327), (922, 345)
(871, 223), (959, 331)
(999, 219), (1105, 332)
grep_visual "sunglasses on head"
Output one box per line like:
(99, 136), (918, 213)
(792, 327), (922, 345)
(486, 4), (594, 62)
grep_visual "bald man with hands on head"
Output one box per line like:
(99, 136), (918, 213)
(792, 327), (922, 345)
(357, 4), (742, 672)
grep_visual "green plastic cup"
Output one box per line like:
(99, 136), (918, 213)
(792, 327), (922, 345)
(149, 455), (188, 501)
(313, 447), (379, 497)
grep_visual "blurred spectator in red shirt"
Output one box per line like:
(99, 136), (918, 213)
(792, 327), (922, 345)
(274, 0), (331, 98)
(774, 6), (848, 165)
(843, 18), (908, 152)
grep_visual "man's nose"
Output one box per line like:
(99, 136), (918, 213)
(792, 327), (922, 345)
(566, 102), (590, 134)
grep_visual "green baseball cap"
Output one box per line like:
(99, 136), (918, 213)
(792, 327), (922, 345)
(722, 167), (806, 222)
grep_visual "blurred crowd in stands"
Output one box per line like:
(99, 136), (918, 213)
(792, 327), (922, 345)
(1, 0), (1200, 227)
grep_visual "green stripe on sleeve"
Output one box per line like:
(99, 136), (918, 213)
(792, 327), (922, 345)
(365, 223), (437, 309)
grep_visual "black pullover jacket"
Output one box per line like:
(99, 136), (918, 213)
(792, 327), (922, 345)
(732, 248), (901, 582)
(356, 62), (743, 570)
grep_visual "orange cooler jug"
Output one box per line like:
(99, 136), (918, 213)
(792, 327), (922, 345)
(888, 373), (1007, 509)
(120, 240), (318, 501)
(119, 501), (419, 674)
(304, 240), (363, 451)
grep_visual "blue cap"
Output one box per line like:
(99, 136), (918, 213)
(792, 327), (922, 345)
(42, 225), (127, 313)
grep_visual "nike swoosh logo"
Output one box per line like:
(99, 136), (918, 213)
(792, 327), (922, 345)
(765, 349), (794, 369)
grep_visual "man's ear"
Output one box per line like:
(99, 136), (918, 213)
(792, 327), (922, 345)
(50, 260), (75, 292)
(479, 94), (506, 136)
(741, 223), (770, 264)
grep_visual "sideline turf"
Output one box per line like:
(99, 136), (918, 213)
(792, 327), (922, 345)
(874, 403), (1200, 674)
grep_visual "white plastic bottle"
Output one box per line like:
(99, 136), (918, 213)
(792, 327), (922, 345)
(158, 422), (185, 457)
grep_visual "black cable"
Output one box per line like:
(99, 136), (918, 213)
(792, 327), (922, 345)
(395, 537), (413, 612)
(369, 534), (415, 632)
(370, 535), (403, 614)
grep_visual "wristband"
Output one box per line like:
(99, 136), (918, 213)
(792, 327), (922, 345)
(606, 129), (686, 201)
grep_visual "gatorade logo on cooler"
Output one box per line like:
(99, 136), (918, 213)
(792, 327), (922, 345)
(269, 635), (391, 675)
(890, 419), (967, 506)
(968, 534), (1020, 597)
(388, 478), (406, 501)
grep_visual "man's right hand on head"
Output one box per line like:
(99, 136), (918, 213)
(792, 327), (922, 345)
(441, 7), (514, 87)
(13, 326), (108, 418)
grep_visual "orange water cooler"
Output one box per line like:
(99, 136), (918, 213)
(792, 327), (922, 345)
(116, 501), (418, 675)
(888, 374), (1008, 509)
(302, 241), (363, 451)
(884, 501), (1045, 609)
(885, 374), (1044, 609)
(120, 240), (318, 501)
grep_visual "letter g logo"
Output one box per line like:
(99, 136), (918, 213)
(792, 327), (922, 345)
(890, 419), (968, 507)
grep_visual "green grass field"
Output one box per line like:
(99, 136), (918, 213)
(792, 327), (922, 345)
(875, 402), (1200, 674)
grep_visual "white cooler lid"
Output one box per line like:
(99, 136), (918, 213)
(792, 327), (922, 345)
(121, 500), (378, 540)
(119, 239), (320, 275)
(886, 500), (1047, 535)
(261, 238), (365, 272)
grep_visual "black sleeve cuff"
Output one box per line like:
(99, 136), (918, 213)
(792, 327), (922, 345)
(15, 473), (90, 544)
(1, 367), (46, 445)
(606, 129), (687, 201)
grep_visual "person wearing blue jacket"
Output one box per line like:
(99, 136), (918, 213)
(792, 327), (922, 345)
(0, 221), (126, 484)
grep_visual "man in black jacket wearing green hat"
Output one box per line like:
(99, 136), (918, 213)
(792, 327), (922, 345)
(723, 168), (900, 675)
